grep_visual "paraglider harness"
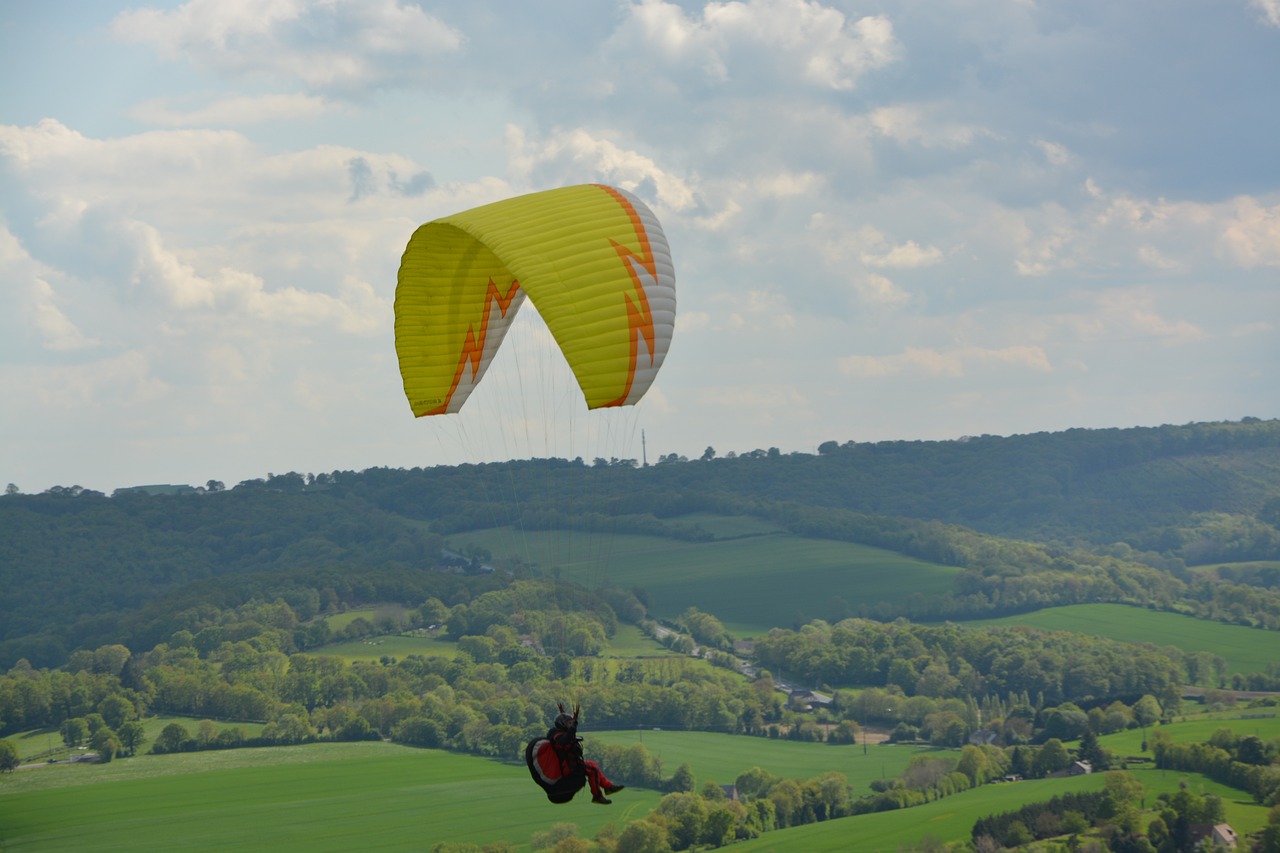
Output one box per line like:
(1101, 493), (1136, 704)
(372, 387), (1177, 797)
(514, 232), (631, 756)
(525, 704), (587, 804)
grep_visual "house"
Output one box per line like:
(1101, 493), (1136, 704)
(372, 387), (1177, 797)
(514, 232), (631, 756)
(1049, 760), (1092, 778)
(788, 689), (833, 712)
(1189, 823), (1238, 850)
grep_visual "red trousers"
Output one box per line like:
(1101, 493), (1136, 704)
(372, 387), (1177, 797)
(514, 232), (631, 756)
(582, 759), (615, 798)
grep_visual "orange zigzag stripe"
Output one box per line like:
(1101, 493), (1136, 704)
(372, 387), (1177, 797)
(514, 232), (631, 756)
(595, 184), (658, 408)
(425, 277), (522, 416)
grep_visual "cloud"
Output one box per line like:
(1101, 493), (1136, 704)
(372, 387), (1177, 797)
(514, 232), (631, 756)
(110, 0), (464, 94)
(839, 345), (1053, 379)
(0, 227), (97, 353)
(1084, 290), (1209, 345)
(861, 240), (943, 270)
(129, 93), (335, 126)
(869, 104), (993, 148)
(506, 125), (697, 213)
(1217, 196), (1280, 268)
(1252, 0), (1280, 27)
(616, 0), (899, 91)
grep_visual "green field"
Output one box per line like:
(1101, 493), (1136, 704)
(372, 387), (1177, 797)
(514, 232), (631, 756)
(1098, 711), (1280, 756)
(0, 742), (660, 851)
(5, 731), (1272, 852)
(447, 524), (959, 636)
(7, 716), (267, 764)
(316, 633), (464, 663)
(961, 604), (1280, 675)
(591, 730), (937, 792)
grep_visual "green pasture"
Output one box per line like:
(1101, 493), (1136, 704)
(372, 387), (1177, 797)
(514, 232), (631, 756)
(590, 730), (937, 792)
(314, 623), (667, 663)
(1098, 711), (1280, 756)
(448, 526), (959, 636)
(675, 513), (787, 539)
(730, 774), (1109, 852)
(316, 633), (462, 663)
(600, 623), (670, 657)
(727, 767), (1270, 852)
(1131, 766), (1270, 835)
(1186, 559), (1280, 577)
(0, 742), (659, 852)
(6, 716), (267, 763)
(962, 604), (1280, 675)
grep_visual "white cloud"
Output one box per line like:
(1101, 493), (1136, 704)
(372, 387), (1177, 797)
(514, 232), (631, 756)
(1217, 197), (1280, 268)
(1009, 180), (1280, 277)
(869, 104), (993, 148)
(861, 240), (943, 270)
(619, 0), (899, 90)
(0, 226), (97, 353)
(130, 93), (335, 126)
(853, 272), (911, 307)
(110, 0), (464, 93)
(1068, 290), (1208, 346)
(506, 125), (697, 212)
(839, 345), (1053, 379)
(1251, 0), (1280, 27)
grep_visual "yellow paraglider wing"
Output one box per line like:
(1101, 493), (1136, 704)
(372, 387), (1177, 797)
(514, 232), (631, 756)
(395, 184), (676, 416)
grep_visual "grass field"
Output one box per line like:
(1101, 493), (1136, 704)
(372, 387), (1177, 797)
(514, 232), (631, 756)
(447, 524), (959, 636)
(590, 730), (938, 792)
(731, 773), (1110, 852)
(7, 716), (268, 763)
(316, 633), (464, 663)
(1097, 711), (1280, 756)
(5, 729), (1272, 851)
(0, 742), (660, 852)
(725, 764), (1273, 853)
(961, 603), (1280, 675)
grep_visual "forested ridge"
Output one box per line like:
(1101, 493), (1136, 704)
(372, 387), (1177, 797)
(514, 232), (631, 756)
(2, 417), (1278, 670)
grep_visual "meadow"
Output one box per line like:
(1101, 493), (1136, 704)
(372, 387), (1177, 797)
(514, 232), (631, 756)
(962, 603), (1280, 675)
(5, 722), (1275, 851)
(447, 521), (959, 636)
(1096, 710), (1280, 756)
(0, 742), (660, 852)
(590, 730), (936, 791)
(725, 765), (1272, 852)
(7, 716), (267, 763)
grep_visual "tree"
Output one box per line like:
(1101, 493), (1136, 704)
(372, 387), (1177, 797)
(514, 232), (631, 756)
(91, 726), (121, 763)
(0, 738), (19, 772)
(1032, 738), (1071, 777)
(60, 717), (88, 750)
(98, 695), (135, 730)
(1132, 695), (1162, 727)
(1079, 727), (1108, 770)
(154, 722), (192, 754)
(615, 819), (671, 853)
(117, 721), (147, 756)
(667, 762), (695, 793)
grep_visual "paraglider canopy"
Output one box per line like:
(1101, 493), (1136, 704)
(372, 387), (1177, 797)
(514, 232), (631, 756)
(394, 184), (676, 417)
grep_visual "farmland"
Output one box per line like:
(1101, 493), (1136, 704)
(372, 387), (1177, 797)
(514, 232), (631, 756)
(589, 729), (937, 791)
(962, 603), (1280, 675)
(0, 742), (660, 851)
(447, 523), (959, 635)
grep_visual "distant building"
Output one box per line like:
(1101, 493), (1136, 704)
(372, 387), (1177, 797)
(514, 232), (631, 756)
(1189, 823), (1238, 849)
(1049, 761), (1092, 778)
(788, 689), (833, 711)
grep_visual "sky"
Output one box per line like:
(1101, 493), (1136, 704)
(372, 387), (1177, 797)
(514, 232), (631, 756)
(2, 0), (1278, 494)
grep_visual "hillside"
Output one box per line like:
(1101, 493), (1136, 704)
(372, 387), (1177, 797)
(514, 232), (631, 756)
(2, 418), (1278, 667)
